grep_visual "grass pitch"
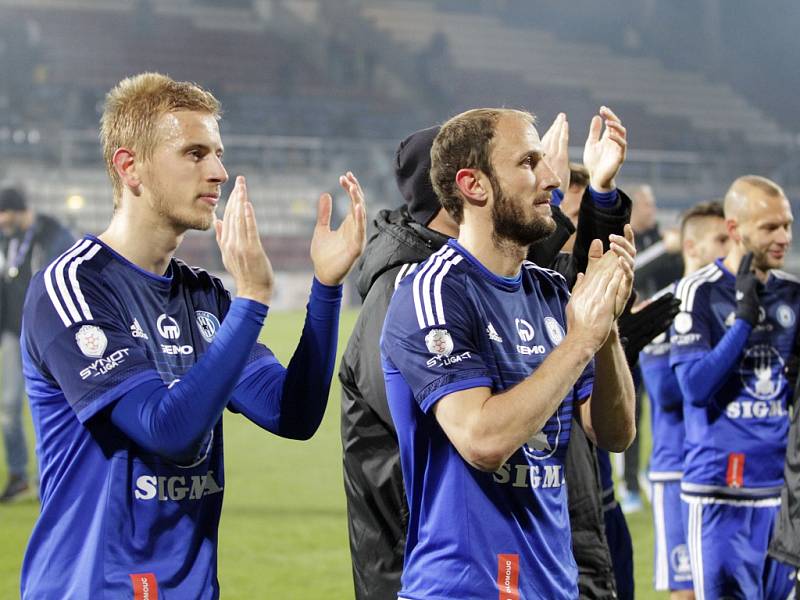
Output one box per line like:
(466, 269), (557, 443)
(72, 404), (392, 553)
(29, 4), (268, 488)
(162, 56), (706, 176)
(0, 309), (663, 598)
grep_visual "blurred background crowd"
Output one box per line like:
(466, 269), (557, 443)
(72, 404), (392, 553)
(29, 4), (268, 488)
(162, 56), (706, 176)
(0, 0), (798, 310)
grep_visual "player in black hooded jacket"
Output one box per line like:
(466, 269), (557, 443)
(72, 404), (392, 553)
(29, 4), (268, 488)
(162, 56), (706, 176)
(340, 116), (669, 599)
(769, 366), (800, 596)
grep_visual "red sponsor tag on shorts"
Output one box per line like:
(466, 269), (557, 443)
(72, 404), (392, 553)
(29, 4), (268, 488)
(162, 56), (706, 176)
(496, 554), (519, 600)
(726, 452), (745, 488)
(129, 572), (158, 600)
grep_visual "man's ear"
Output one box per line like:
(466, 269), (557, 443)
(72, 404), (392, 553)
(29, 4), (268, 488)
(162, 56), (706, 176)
(725, 217), (741, 244)
(454, 168), (489, 207)
(112, 147), (142, 194)
(682, 237), (696, 260)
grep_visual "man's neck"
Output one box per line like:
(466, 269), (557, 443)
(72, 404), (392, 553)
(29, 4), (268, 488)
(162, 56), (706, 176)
(723, 248), (770, 283)
(98, 205), (183, 276)
(457, 224), (525, 278)
(426, 209), (459, 239)
(683, 257), (705, 277)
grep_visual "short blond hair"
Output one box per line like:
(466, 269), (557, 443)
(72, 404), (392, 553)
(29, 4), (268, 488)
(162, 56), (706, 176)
(100, 72), (221, 205)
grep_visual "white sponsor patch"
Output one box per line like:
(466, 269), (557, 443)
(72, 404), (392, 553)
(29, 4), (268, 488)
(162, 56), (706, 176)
(157, 314), (181, 340)
(673, 312), (693, 334)
(515, 318), (535, 342)
(75, 325), (107, 358)
(544, 317), (564, 346)
(425, 329), (453, 357)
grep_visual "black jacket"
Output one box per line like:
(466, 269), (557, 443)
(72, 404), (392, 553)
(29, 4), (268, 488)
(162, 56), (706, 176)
(340, 191), (632, 599)
(769, 381), (800, 567)
(0, 214), (74, 335)
(339, 206), (448, 599)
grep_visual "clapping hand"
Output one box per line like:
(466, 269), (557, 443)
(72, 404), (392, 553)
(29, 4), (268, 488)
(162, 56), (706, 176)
(541, 112), (570, 191)
(310, 171), (367, 286)
(583, 106), (627, 193)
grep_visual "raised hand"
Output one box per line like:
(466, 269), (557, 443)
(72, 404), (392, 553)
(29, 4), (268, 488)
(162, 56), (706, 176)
(310, 171), (367, 286)
(540, 112), (570, 191)
(735, 252), (764, 326)
(608, 224), (636, 317)
(567, 238), (625, 351)
(583, 106), (627, 193)
(215, 176), (274, 305)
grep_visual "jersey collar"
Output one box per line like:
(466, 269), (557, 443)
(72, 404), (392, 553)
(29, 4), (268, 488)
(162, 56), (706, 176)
(87, 235), (174, 285)
(448, 239), (522, 291)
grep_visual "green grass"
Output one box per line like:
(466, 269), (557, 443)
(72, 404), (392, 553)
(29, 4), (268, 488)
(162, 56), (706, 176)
(0, 309), (666, 598)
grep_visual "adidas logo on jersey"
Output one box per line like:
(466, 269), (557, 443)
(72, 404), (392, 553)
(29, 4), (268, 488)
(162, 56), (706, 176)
(130, 319), (148, 340)
(486, 322), (503, 343)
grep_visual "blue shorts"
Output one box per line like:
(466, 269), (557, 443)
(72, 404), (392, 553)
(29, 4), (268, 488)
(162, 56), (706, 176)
(651, 480), (692, 591)
(682, 494), (796, 600)
(603, 502), (634, 600)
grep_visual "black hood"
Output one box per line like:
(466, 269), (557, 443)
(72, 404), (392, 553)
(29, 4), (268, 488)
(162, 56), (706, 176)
(354, 205), (449, 301)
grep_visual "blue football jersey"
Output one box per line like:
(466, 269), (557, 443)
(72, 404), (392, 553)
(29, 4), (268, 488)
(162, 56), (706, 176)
(381, 240), (594, 600)
(20, 236), (274, 599)
(669, 260), (800, 497)
(640, 283), (685, 481)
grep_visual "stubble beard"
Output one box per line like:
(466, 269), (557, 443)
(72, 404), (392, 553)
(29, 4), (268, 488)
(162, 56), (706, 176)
(490, 177), (556, 249)
(742, 234), (781, 272)
(151, 184), (214, 232)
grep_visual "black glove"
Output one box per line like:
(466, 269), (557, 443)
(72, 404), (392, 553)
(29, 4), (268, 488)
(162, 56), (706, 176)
(618, 292), (682, 368)
(735, 252), (764, 326)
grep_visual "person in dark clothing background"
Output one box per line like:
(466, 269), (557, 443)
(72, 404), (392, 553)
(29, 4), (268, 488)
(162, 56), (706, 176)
(620, 184), (683, 513)
(0, 187), (74, 502)
(339, 113), (676, 599)
(770, 349), (800, 597)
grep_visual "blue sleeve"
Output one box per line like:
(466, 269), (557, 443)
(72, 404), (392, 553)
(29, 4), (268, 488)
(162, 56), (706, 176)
(575, 358), (595, 404)
(22, 262), (166, 423)
(588, 186), (619, 209)
(109, 298), (267, 462)
(226, 278), (342, 440)
(551, 188), (564, 206)
(640, 350), (682, 410)
(672, 319), (752, 407)
(668, 283), (714, 365)
(381, 271), (492, 413)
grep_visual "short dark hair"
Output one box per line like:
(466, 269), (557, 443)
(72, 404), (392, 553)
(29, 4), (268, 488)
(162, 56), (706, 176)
(0, 187), (27, 212)
(680, 200), (724, 239)
(568, 163), (589, 189)
(430, 108), (535, 223)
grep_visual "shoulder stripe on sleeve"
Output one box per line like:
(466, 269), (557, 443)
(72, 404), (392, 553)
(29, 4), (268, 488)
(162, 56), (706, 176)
(772, 269), (800, 283)
(44, 239), (85, 327)
(394, 262), (418, 290)
(412, 246), (451, 328)
(433, 255), (463, 325)
(421, 248), (455, 327)
(69, 243), (102, 320)
(44, 240), (102, 327)
(522, 261), (567, 283)
(674, 263), (722, 311)
(412, 246), (464, 329)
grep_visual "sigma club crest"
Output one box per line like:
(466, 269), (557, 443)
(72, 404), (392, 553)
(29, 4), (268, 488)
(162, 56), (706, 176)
(196, 311), (221, 343)
(75, 325), (108, 358)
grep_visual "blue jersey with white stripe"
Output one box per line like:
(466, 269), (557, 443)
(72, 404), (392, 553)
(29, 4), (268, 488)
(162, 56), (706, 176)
(20, 236), (273, 599)
(641, 283), (686, 480)
(669, 260), (800, 497)
(381, 240), (594, 600)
